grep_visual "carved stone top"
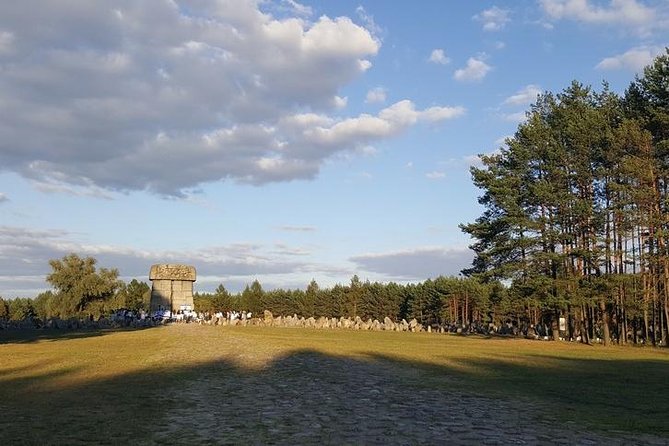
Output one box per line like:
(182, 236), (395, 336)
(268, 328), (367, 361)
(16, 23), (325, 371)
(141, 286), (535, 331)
(149, 264), (196, 281)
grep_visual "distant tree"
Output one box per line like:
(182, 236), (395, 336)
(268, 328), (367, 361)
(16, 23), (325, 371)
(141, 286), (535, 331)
(33, 291), (55, 320)
(0, 297), (9, 320)
(8, 298), (35, 321)
(212, 284), (233, 311)
(345, 275), (363, 318)
(124, 279), (151, 311)
(303, 279), (320, 317)
(46, 253), (122, 318)
(240, 280), (264, 314)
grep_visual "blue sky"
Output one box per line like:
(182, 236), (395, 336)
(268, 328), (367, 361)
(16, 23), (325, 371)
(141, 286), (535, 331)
(1, 0), (667, 296)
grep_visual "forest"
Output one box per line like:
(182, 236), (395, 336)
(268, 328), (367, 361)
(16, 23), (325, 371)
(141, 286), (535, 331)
(1, 50), (668, 347)
(461, 49), (669, 346)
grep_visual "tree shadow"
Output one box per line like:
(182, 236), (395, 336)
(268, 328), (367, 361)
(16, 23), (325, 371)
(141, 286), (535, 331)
(365, 351), (669, 434)
(0, 325), (158, 345)
(1, 344), (667, 445)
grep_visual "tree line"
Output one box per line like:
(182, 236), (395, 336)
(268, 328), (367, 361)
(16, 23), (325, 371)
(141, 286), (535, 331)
(193, 275), (498, 328)
(0, 253), (150, 322)
(461, 49), (669, 346)
(1, 253), (508, 330)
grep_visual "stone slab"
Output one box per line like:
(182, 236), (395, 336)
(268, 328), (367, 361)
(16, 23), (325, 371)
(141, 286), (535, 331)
(149, 264), (196, 281)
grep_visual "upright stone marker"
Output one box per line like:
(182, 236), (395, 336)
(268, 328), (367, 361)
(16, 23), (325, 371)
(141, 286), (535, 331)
(149, 264), (196, 312)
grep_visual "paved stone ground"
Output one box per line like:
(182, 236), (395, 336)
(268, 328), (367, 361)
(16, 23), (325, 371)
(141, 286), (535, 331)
(151, 350), (668, 445)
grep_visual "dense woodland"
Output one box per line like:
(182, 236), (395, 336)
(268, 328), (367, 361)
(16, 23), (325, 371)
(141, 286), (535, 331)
(462, 49), (669, 346)
(2, 50), (669, 347)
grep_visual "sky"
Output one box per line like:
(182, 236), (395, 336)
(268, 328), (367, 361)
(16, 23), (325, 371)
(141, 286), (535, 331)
(1, 0), (668, 297)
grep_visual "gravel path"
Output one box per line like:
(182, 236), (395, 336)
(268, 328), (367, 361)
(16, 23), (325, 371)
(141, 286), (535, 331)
(151, 350), (668, 445)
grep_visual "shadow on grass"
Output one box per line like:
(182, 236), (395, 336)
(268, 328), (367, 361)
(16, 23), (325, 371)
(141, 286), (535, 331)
(365, 351), (669, 434)
(0, 325), (159, 345)
(1, 342), (668, 445)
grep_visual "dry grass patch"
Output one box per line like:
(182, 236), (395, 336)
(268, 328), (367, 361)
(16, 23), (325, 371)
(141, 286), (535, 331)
(1, 325), (668, 444)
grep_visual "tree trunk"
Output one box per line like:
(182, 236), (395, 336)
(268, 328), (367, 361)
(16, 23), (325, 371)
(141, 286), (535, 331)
(551, 309), (560, 341)
(600, 300), (611, 346)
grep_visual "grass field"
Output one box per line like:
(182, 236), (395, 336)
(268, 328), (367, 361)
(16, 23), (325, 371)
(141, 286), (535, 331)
(1, 325), (668, 444)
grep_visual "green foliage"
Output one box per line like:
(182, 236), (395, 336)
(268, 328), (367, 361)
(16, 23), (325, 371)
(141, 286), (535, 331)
(7, 298), (35, 321)
(0, 297), (8, 320)
(46, 253), (122, 319)
(462, 49), (669, 344)
(115, 279), (151, 312)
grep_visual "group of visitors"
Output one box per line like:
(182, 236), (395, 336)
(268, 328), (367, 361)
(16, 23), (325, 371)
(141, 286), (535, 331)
(148, 306), (252, 324)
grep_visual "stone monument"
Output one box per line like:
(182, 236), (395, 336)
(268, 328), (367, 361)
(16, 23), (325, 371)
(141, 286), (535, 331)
(149, 264), (196, 312)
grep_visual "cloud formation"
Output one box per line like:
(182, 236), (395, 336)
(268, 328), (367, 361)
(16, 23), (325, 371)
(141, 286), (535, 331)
(596, 46), (663, 71)
(540, 0), (662, 34)
(429, 49), (450, 65)
(350, 247), (473, 280)
(503, 84), (542, 106)
(425, 171), (446, 180)
(473, 6), (511, 31)
(0, 1), (463, 197)
(454, 57), (492, 82)
(365, 87), (387, 103)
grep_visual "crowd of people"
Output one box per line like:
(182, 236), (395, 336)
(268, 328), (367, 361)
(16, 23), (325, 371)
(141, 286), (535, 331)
(144, 306), (253, 325)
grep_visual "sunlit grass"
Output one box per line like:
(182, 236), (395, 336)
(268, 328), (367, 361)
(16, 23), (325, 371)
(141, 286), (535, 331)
(1, 325), (668, 443)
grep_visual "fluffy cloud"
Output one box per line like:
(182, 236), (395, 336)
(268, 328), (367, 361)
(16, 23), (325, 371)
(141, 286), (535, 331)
(454, 57), (492, 82)
(350, 247), (473, 280)
(425, 171), (446, 180)
(503, 84), (542, 106)
(540, 0), (661, 33)
(429, 49), (450, 65)
(473, 6), (511, 31)
(365, 87), (387, 103)
(0, 1), (463, 197)
(502, 111), (528, 123)
(0, 192), (8, 203)
(596, 46), (663, 71)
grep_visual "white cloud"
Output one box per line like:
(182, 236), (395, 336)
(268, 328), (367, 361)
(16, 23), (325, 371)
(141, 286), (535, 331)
(365, 87), (387, 103)
(0, 192), (8, 203)
(473, 6), (511, 31)
(503, 84), (542, 106)
(278, 225), (317, 232)
(358, 145), (379, 156)
(332, 95), (348, 108)
(494, 135), (512, 146)
(596, 46), (663, 72)
(355, 5), (383, 37)
(425, 171), (446, 180)
(540, 0), (660, 33)
(502, 111), (528, 123)
(494, 41), (506, 50)
(2, 2), (467, 197)
(454, 57), (492, 82)
(302, 100), (465, 149)
(0, 30), (14, 54)
(462, 155), (484, 168)
(429, 48), (450, 65)
(282, 0), (313, 17)
(350, 246), (474, 280)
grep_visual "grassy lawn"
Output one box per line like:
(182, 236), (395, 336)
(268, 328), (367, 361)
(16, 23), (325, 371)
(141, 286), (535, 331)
(1, 325), (668, 444)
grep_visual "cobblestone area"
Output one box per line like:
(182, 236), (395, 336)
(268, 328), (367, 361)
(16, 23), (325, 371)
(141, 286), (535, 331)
(153, 351), (668, 445)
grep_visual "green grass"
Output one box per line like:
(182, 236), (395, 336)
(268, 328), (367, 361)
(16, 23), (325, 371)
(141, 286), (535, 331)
(1, 325), (668, 444)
